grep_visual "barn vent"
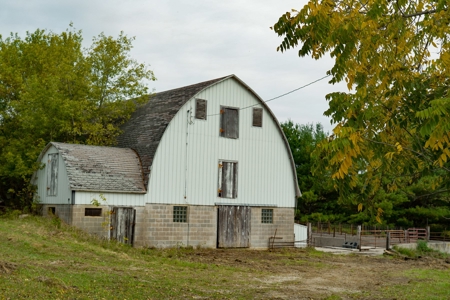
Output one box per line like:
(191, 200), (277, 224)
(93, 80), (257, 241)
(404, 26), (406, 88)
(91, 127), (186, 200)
(252, 108), (263, 127)
(195, 99), (207, 120)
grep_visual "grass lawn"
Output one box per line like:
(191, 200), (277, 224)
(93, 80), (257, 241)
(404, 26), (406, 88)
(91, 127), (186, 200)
(0, 214), (449, 299)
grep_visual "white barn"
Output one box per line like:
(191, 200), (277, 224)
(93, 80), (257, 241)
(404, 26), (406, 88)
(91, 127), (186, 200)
(33, 75), (301, 248)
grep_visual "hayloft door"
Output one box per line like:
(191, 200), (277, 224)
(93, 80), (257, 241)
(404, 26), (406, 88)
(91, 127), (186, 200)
(217, 205), (251, 248)
(110, 207), (136, 246)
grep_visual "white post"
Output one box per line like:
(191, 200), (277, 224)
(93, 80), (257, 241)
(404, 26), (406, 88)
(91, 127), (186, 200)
(357, 225), (362, 251)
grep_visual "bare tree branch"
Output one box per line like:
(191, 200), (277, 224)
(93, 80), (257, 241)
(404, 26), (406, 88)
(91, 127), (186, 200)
(402, 9), (438, 18)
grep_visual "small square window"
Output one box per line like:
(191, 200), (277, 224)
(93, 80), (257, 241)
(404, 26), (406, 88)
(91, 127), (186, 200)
(85, 208), (102, 217)
(173, 206), (187, 223)
(261, 209), (273, 224)
(252, 108), (263, 127)
(195, 99), (207, 120)
(48, 207), (56, 215)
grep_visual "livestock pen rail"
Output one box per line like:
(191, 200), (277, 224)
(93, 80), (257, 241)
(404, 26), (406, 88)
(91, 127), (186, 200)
(308, 222), (431, 250)
(268, 222), (444, 250)
(429, 231), (450, 242)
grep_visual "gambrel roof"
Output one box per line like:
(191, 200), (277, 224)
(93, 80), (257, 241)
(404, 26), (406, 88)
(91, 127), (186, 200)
(36, 142), (146, 193)
(117, 74), (301, 197)
(117, 76), (228, 188)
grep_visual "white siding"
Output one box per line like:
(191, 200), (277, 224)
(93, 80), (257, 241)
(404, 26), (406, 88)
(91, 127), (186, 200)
(34, 145), (71, 204)
(74, 191), (146, 206)
(146, 78), (297, 207)
(294, 224), (308, 248)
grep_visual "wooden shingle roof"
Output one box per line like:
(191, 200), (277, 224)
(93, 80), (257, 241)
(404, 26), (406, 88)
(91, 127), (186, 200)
(50, 142), (146, 193)
(117, 76), (228, 187)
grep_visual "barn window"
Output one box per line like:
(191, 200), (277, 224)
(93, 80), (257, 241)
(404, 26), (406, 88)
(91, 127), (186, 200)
(173, 206), (187, 222)
(252, 108), (263, 127)
(220, 107), (239, 139)
(85, 208), (102, 217)
(218, 161), (238, 198)
(47, 153), (58, 196)
(261, 209), (273, 224)
(195, 99), (207, 120)
(48, 207), (56, 215)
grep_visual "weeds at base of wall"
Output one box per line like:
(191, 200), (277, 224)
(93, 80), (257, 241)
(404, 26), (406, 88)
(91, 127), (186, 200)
(91, 193), (113, 235)
(394, 241), (449, 259)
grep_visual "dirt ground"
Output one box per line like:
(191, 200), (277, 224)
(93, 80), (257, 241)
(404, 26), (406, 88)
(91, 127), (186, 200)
(182, 247), (450, 299)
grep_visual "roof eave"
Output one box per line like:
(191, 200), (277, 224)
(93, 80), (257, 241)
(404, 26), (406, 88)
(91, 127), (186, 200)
(71, 188), (147, 194)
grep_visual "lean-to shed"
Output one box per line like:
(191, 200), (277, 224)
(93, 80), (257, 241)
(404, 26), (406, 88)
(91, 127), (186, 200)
(33, 74), (301, 248)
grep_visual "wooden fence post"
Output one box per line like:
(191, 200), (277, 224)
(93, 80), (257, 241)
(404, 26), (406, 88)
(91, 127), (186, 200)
(386, 232), (390, 250)
(307, 223), (312, 247)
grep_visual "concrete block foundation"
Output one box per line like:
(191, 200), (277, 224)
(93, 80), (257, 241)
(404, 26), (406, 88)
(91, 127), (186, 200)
(42, 204), (294, 249)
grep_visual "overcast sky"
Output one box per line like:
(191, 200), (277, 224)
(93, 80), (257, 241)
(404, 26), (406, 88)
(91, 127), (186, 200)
(0, 0), (347, 133)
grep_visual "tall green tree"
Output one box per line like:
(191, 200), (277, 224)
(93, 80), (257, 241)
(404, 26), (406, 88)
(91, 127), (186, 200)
(283, 122), (450, 227)
(273, 0), (450, 221)
(282, 121), (345, 222)
(0, 26), (155, 209)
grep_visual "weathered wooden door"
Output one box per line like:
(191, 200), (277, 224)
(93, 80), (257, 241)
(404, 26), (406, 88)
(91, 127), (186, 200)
(217, 205), (251, 248)
(110, 207), (136, 246)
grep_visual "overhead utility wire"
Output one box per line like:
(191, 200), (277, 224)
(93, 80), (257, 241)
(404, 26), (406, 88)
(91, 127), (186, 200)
(206, 74), (331, 117)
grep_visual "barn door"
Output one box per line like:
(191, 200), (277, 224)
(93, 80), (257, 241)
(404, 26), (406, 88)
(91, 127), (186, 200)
(217, 205), (251, 248)
(110, 207), (136, 246)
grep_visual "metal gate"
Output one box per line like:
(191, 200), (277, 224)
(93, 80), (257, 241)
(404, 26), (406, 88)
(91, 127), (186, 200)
(217, 205), (251, 248)
(110, 207), (136, 246)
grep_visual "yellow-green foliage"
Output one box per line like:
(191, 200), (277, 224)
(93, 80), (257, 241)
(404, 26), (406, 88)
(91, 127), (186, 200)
(273, 0), (450, 216)
(0, 26), (156, 208)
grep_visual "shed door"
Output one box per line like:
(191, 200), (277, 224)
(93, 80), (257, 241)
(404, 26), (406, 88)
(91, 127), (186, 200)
(217, 205), (251, 248)
(110, 207), (136, 246)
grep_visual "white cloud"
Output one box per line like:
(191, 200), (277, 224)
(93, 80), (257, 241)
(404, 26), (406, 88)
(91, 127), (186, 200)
(0, 0), (347, 132)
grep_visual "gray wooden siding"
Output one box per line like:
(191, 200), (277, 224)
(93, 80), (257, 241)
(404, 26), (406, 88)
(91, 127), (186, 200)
(34, 146), (71, 204)
(110, 207), (136, 245)
(217, 205), (251, 248)
(147, 78), (296, 207)
(47, 153), (58, 196)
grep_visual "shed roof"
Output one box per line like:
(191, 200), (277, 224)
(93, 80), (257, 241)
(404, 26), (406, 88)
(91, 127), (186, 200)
(40, 142), (146, 193)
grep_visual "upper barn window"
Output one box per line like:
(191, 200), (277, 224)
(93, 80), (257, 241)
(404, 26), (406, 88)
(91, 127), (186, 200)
(218, 161), (238, 199)
(220, 107), (239, 139)
(47, 153), (58, 196)
(252, 108), (263, 127)
(195, 99), (207, 120)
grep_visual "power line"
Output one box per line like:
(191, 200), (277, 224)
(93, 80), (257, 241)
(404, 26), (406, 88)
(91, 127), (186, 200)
(207, 74), (330, 117)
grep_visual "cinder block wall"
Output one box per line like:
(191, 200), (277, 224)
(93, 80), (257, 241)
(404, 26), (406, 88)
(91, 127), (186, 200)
(250, 207), (294, 248)
(41, 204), (294, 249)
(42, 204), (72, 224)
(41, 204), (106, 238)
(134, 204), (217, 248)
(71, 205), (108, 238)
